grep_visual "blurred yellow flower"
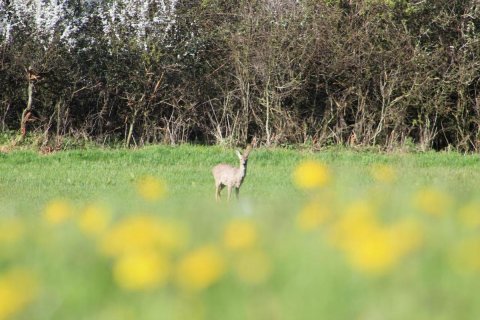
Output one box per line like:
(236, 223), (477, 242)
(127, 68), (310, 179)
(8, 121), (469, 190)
(43, 199), (73, 225)
(413, 188), (452, 217)
(0, 218), (24, 246)
(233, 250), (271, 285)
(345, 220), (423, 275)
(0, 268), (38, 320)
(344, 228), (398, 274)
(223, 219), (258, 251)
(176, 245), (226, 291)
(450, 237), (480, 273)
(329, 202), (378, 250)
(293, 160), (331, 189)
(100, 215), (186, 257)
(77, 204), (111, 236)
(330, 202), (422, 275)
(343, 200), (376, 217)
(458, 202), (480, 228)
(136, 176), (167, 201)
(296, 201), (331, 231)
(370, 164), (397, 183)
(113, 250), (170, 291)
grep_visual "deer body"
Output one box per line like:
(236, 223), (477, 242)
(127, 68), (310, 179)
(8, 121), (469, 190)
(212, 147), (251, 201)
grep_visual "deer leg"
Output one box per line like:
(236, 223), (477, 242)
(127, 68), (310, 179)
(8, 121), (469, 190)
(215, 184), (224, 202)
(227, 186), (232, 201)
(235, 187), (239, 200)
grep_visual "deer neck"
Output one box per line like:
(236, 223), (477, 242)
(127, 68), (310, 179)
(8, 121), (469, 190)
(237, 162), (247, 181)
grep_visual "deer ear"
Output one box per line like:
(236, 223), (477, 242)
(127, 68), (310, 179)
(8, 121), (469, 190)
(236, 150), (242, 159)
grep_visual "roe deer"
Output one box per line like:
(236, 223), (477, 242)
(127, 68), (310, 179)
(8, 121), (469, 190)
(212, 145), (252, 201)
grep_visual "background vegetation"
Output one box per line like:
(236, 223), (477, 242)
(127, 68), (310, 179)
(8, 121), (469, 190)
(2, 0), (480, 150)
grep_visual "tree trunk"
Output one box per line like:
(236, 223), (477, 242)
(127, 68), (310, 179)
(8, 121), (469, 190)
(15, 80), (34, 144)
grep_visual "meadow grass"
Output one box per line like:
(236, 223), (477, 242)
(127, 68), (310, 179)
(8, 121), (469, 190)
(2, 145), (479, 211)
(1, 146), (480, 319)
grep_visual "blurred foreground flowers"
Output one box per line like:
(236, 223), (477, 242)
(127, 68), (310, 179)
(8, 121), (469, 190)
(0, 268), (38, 320)
(113, 250), (170, 291)
(136, 176), (167, 201)
(1, 170), (480, 319)
(413, 187), (452, 217)
(293, 160), (331, 189)
(329, 207), (423, 274)
(176, 245), (226, 292)
(43, 199), (73, 225)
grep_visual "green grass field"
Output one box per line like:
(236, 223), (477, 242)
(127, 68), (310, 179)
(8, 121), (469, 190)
(1, 146), (480, 320)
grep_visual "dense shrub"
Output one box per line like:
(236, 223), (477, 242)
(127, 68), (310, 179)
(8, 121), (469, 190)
(1, 0), (480, 150)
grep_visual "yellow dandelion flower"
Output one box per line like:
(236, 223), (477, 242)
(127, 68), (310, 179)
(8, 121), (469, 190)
(458, 202), (480, 228)
(113, 250), (170, 291)
(77, 204), (111, 236)
(329, 201), (378, 249)
(345, 220), (423, 275)
(176, 245), (226, 291)
(296, 201), (331, 231)
(0, 268), (38, 320)
(0, 218), (24, 246)
(343, 227), (399, 274)
(43, 199), (73, 225)
(233, 250), (271, 285)
(329, 201), (421, 275)
(413, 188), (452, 217)
(100, 215), (186, 257)
(293, 160), (331, 189)
(370, 164), (397, 183)
(450, 237), (480, 273)
(136, 176), (167, 201)
(223, 219), (258, 251)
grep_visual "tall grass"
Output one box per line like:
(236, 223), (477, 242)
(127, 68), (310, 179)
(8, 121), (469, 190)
(1, 146), (480, 319)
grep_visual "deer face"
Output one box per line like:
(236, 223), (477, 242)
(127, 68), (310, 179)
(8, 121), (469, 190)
(236, 150), (248, 166)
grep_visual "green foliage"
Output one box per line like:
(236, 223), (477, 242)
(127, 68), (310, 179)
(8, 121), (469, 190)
(1, 0), (480, 150)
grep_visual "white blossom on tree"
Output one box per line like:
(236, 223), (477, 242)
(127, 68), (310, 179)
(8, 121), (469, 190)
(0, 0), (178, 51)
